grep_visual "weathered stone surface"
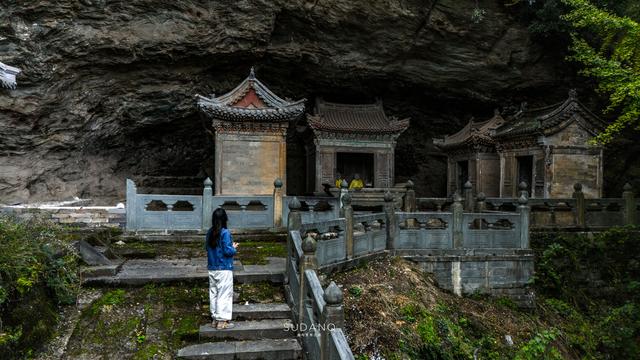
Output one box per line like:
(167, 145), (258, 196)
(74, 240), (113, 266)
(0, 1), (583, 202)
(199, 319), (295, 340)
(177, 339), (302, 360)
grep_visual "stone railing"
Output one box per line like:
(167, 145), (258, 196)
(417, 181), (639, 230)
(285, 198), (354, 360)
(296, 191), (530, 268)
(127, 178), (282, 231)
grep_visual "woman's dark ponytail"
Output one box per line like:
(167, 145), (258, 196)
(209, 208), (229, 248)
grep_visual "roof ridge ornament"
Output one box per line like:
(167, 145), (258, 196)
(0, 62), (21, 89)
(249, 66), (256, 80)
(568, 88), (577, 100)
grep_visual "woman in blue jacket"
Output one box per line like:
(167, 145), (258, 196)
(206, 208), (238, 329)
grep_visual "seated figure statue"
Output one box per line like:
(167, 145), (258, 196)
(349, 173), (364, 190)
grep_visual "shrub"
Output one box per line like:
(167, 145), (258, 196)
(0, 215), (80, 358)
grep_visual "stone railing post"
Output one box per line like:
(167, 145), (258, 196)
(475, 192), (486, 212)
(518, 193), (530, 249)
(572, 183), (585, 228)
(273, 178), (284, 229)
(339, 180), (349, 217)
(404, 180), (417, 212)
(343, 193), (354, 260)
(321, 282), (345, 360)
(125, 179), (138, 231)
(202, 177), (213, 231)
(404, 180), (417, 228)
(519, 181), (529, 199)
(452, 193), (463, 248)
(384, 191), (397, 251)
(285, 197), (302, 285)
(298, 234), (317, 328)
(623, 183), (636, 225)
(463, 180), (474, 211)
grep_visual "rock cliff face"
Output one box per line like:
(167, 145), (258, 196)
(0, 0), (575, 203)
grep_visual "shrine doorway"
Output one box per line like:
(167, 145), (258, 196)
(337, 152), (374, 187)
(517, 155), (533, 195)
(457, 160), (469, 193)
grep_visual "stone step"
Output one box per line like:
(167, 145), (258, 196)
(232, 303), (291, 320)
(199, 319), (295, 340)
(177, 338), (302, 360)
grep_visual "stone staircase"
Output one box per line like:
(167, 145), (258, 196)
(177, 302), (302, 359)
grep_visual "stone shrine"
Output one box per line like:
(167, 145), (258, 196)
(305, 98), (410, 193)
(197, 68), (305, 195)
(436, 90), (605, 198)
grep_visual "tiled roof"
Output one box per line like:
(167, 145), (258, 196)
(307, 98), (410, 134)
(0, 62), (21, 90)
(197, 68), (305, 122)
(436, 111), (504, 150)
(494, 90), (605, 138)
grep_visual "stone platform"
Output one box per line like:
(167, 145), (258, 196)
(82, 257), (285, 286)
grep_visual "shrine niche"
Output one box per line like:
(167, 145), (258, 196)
(197, 68), (305, 195)
(437, 90), (605, 198)
(304, 98), (410, 193)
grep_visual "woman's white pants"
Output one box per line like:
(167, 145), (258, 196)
(208, 270), (233, 321)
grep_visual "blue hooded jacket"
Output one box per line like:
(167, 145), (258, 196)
(206, 227), (236, 271)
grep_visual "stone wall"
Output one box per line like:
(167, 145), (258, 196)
(405, 251), (535, 307)
(0, 207), (126, 229)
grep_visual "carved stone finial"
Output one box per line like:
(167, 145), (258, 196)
(573, 183), (582, 192)
(323, 281), (343, 305)
(302, 233), (317, 254)
(204, 177), (213, 187)
(624, 183), (633, 192)
(384, 191), (394, 202)
(568, 88), (577, 99)
(340, 179), (349, 189)
(249, 66), (256, 79)
(406, 180), (414, 190)
(493, 108), (500, 116)
(519, 181), (528, 191)
(342, 193), (352, 205)
(288, 196), (301, 211)
(453, 192), (463, 203)
(518, 193), (528, 205)
(476, 192), (486, 202)
(274, 178), (283, 188)
(464, 180), (472, 190)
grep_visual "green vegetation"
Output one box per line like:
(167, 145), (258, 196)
(505, 0), (640, 143)
(531, 227), (640, 359)
(562, 0), (640, 144)
(0, 215), (80, 358)
(334, 227), (640, 359)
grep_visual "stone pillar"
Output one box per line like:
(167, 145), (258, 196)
(476, 192), (486, 212)
(519, 181), (529, 199)
(404, 180), (417, 212)
(452, 193), (463, 249)
(273, 178), (284, 229)
(298, 234), (317, 327)
(463, 180), (474, 211)
(125, 179), (138, 231)
(343, 193), (354, 260)
(339, 180), (349, 217)
(572, 183), (586, 228)
(202, 177), (213, 232)
(384, 191), (397, 251)
(285, 197), (302, 286)
(623, 183), (636, 226)
(320, 281), (345, 360)
(404, 180), (417, 228)
(518, 193), (530, 249)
